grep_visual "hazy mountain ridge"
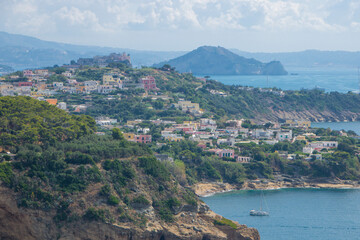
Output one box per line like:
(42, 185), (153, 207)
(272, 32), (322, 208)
(231, 49), (360, 68)
(0, 32), (185, 70)
(2, 31), (360, 71)
(155, 46), (288, 75)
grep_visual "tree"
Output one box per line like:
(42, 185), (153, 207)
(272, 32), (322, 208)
(112, 128), (124, 140)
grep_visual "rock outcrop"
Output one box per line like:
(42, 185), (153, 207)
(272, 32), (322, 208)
(0, 186), (259, 240)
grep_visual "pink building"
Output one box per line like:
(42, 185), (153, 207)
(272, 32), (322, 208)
(141, 76), (157, 91)
(23, 70), (33, 77)
(15, 82), (33, 87)
(209, 149), (235, 158)
(135, 135), (152, 144)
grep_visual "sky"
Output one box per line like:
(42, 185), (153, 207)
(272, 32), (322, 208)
(1, 0), (360, 52)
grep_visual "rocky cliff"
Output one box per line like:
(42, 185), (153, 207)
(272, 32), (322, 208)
(0, 186), (259, 240)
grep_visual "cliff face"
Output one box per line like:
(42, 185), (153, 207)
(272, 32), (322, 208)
(0, 186), (259, 240)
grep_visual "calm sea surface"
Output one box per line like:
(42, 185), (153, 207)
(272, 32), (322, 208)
(202, 188), (360, 240)
(209, 67), (359, 93)
(203, 68), (360, 239)
(312, 121), (360, 135)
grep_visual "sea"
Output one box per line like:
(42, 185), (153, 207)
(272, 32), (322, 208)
(202, 68), (360, 240)
(208, 67), (360, 93)
(202, 188), (360, 240)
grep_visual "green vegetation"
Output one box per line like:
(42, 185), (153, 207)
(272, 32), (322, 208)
(139, 156), (170, 181)
(214, 217), (238, 229)
(0, 96), (96, 148)
(0, 162), (13, 185)
(0, 96), (196, 227)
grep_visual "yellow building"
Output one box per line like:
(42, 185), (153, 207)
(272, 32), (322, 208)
(178, 101), (200, 112)
(103, 74), (121, 86)
(286, 119), (311, 128)
(0, 85), (13, 91)
(126, 120), (142, 126)
(165, 136), (184, 142)
(123, 133), (135, 141)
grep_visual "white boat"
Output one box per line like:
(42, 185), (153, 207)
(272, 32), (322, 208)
(250, 209), (269, 216)
(250, 190), (269, 216)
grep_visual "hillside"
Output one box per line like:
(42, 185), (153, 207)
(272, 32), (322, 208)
(0, 96), (259, 240)
(0, 31), (184, 69)
(76, 66), (360, 123)
(154, 46), (288, 75)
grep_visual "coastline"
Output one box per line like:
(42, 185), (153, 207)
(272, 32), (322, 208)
(194, 178), (360, 197)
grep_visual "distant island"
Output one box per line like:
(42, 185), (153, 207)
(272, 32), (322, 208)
(154, 46), (288, 75)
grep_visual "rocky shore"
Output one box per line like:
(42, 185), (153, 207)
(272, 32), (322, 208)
(194, 176), (360, 197)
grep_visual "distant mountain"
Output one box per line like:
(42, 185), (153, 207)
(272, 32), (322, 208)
(0, 31), (185, 70)
(0, 64), (14, 75)
(231, 49), (360, 69)
(154, 46), (287, 75)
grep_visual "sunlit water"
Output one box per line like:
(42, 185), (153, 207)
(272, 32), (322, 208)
(208, 67), (360, 93)
(202, 188), (360, 240)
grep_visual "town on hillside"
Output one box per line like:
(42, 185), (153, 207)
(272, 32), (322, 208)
(0, 53), (358, 169)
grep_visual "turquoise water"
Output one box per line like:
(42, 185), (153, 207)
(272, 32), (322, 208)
(202, 188), (360, 240)
(312, 121), (360, 135)
(209, 67), (359, 93)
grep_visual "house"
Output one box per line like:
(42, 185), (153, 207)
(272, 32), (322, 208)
(84, 81), (98, 94)
(62, 71), (73, 78)
(164, 134), (184, 142)
(217, 138), (235, 147)
(252, 129), (273, 139)
(276, 130), (292, 141)
(174, 101), (202, 115)
(134, 135), (152, 144)
(141, 76), (157, 91)
(34, 69), (49, 76)
(14, 82), (33, 87)
(308, 141), (338, 150)
(57, 102), (67, 110)
(293, 135), (307, 142)
(95, 117), (118, 126)
(123, 133), (135, 141)
(23, 70), (33, 77)
(303, 146), (314, 154)
(53, 82), (64, 90)
(97, 85), (114, 94)
(208, 149), (235, 158)
(103, 73), (122, 87)
(46, 99), (58, 105)
(236, 156), (252, 163)
(285, 120), (311, 128)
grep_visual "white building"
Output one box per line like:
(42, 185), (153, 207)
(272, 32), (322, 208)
(57, 102), (67, 110)
(308, 141), (338, 150)
(276, 130), (292, 141)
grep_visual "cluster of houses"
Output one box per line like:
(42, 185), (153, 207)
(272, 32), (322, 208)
(0, 67), (159, 111)
(102, 116), (341, 164)
(0, 52), (161, 101)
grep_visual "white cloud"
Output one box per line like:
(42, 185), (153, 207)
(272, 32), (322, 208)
(0, 0), (360, 50)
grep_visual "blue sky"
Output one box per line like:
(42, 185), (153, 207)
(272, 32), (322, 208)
(1, 0), (360, 52)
